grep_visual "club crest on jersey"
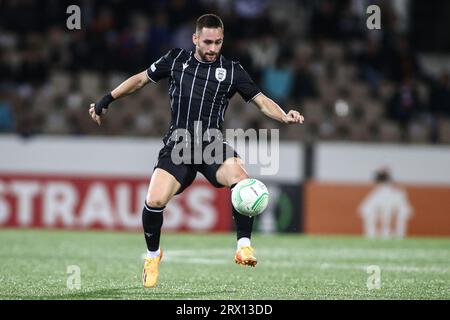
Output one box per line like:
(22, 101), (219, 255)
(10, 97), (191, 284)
(215, 68), (226, 82)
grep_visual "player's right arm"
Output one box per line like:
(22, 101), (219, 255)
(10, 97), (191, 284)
(89, 71), (150, 126)
(89, 48), (181, 126)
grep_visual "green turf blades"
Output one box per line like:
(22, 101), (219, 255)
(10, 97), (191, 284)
(0, 230), (449, 300)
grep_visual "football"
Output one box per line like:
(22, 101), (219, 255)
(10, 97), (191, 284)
(231, 178), (269, 217)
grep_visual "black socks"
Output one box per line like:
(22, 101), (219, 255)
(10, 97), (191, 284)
(142, 182), (253, 251)
(231, 183), (254, 240)
(142, 202), (164, 251)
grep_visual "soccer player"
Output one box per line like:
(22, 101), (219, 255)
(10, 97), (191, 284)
(89, 14), (304, 288)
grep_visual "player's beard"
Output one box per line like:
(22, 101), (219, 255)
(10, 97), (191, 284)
(198, 49), (218, 62)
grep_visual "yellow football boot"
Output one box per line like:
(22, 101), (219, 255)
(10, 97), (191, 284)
(142, 249), (163, 288)
(234, 246), (257, 267)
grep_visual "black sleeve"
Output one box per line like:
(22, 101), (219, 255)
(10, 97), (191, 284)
(146, 49), (182, 82)
(233, 63), (262, 103)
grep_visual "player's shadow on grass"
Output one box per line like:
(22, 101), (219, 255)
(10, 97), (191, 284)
(39, 286), (236, 299)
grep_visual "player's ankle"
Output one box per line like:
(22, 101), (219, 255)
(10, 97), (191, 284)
(147, 248), (161, 259)
(237, 237), (251, 249)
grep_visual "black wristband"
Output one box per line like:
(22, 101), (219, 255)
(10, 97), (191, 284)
(94, 93), (115, 115)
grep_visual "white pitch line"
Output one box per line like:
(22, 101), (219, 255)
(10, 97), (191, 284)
(140, 250), (450, 274)
(315, 262), (450, 274)
(145, 248), (450, 260)
(164, 256), (228, 265)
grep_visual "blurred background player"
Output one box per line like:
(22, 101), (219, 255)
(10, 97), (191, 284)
(88, 14), (304, 288)
(359, 167), (413, 239)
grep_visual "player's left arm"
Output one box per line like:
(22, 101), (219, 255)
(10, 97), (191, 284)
(251, 93), (304, 124)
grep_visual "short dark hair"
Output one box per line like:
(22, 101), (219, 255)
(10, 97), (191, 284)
(196, 14), (224, 33)
(375, 169), (391, 183)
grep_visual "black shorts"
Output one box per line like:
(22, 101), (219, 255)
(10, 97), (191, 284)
(153, 139), (240, 194)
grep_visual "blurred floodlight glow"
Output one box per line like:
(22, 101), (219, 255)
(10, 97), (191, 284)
(335, 99), (350, 117)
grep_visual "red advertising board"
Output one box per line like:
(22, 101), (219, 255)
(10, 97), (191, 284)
(0, 173), (231, 232)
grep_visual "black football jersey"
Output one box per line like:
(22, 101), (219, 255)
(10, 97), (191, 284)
(146, 48), (261, 143)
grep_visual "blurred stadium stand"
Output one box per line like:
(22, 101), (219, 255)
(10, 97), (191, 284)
(0, 0), (449, 143)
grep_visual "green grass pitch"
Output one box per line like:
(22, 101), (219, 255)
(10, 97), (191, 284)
(0, 229), (449, 300)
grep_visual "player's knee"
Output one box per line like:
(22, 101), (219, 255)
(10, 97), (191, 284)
(146, 197), (168, 208)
